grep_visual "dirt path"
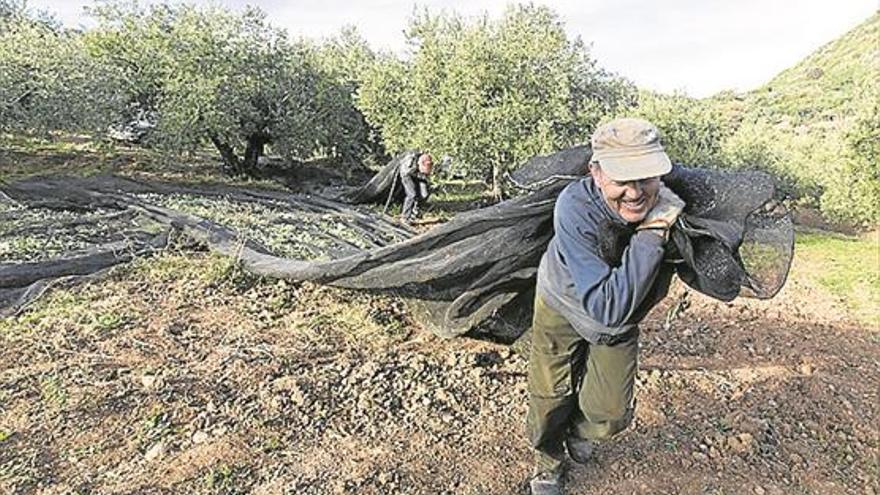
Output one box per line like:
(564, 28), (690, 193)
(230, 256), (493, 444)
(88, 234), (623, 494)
(0, 253), (877, 494)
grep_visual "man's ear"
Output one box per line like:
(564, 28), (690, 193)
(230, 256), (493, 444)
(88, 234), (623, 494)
(589, 162), (601, 180)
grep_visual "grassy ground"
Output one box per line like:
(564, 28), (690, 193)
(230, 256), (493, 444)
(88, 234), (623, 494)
(794, 230), (879, 328)
(0, 133), (279, 188)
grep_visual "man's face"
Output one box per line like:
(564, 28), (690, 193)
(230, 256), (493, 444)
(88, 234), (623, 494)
(590, 163), (661, 223)
(418, 156), (433, 175)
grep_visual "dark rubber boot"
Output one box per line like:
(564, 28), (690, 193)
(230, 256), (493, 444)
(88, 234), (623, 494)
(565, 436), (595, 464)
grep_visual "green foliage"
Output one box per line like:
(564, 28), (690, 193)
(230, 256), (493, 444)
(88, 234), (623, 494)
(628, 91), (726, 166)
(718, 118), (837, 201)
(357, 54), (410, 156)
(204, 463), (251, 493)
(310, 27), (384, 163)
(708, 13), (879, 225)
(85, 2), (367, 175)
(820, 90), (880, 225)
(0, 13), (124, 134)
(39, 374), (67, 409)
(91, 311), (128, 331)
(357, 5), (635, 192)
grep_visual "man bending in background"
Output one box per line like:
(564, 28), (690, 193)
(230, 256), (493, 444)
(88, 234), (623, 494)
(399, 152), (433, 224)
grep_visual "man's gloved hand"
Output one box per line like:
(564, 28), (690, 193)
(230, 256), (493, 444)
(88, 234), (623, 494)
(637, 185), (685, 235)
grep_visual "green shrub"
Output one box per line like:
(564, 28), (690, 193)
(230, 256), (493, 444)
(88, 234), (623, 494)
(628, 91), (727, 167)
(719, 120), (828, 201)
(820, 91), (880, 225)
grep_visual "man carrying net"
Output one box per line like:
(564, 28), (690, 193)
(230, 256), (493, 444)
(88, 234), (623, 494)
(527, 118), (686, 495)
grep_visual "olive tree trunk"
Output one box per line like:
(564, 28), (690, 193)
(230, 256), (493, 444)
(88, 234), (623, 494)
(208, 133), (270, 177)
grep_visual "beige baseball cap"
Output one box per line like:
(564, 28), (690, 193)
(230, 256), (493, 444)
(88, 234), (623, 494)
(590, 118), (672, 182)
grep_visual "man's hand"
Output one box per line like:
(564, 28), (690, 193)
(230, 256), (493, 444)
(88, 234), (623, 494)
(637, 185), (685, 234)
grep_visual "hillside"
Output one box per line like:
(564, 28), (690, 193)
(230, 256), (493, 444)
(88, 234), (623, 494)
(748, 13), (878, 127)
(706, 13), (879, 224)
(711, 13), (878, 130)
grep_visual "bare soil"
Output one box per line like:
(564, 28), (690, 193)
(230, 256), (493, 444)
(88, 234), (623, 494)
(0, 139), (876, 494)
(0, 245), (877, 495)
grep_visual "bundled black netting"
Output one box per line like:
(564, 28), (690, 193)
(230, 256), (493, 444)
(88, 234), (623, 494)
(509, 148), (793, 302)
(506, 144), (591, 190)
(737, 199), (795, 298)
(337, 150), (419, 205)
(1, 146), (793, 339)
(662, 165), (793, 300)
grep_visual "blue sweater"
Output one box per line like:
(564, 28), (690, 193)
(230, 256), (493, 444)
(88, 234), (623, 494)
(536, 178), (674, 343)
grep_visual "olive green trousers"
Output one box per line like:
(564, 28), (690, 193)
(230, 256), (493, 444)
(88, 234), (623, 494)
(526, 294), (638, 473)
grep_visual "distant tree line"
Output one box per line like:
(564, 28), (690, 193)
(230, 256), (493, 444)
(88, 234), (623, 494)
(0, 1), (876, 225)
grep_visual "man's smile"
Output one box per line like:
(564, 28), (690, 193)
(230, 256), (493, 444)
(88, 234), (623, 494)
(620, 196), (647, 213)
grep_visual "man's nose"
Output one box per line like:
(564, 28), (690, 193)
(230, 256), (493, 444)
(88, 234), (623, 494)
(624, 181), (643, 197)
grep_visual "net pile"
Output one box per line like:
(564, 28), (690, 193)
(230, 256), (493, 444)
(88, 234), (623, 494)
(1, 147), (793, 339)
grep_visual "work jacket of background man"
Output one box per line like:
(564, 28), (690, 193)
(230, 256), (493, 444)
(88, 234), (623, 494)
(399, 153), (431, 201)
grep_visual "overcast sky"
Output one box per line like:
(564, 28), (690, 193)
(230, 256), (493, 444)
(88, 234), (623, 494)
(30, 0), (878, 97)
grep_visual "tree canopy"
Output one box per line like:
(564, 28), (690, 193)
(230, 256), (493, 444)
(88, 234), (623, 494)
(84, 2), (370, 176)
(357, 5), (636, 194)
(0, 3), (123, 135)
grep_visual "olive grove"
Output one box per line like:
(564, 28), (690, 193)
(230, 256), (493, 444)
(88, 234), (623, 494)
(0, 1), (125, 135)
(356, 5), (636, 196)
(84, 2), (371, 176)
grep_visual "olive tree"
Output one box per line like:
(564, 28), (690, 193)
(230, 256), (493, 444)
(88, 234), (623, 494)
(358, 5), (635, 196)
(86, 2), (366, 176)
(0, 3), (124, 135)
(311, 27), (384, 164)
(820, 86), (880, 225)
(629, 90), (728, 166)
